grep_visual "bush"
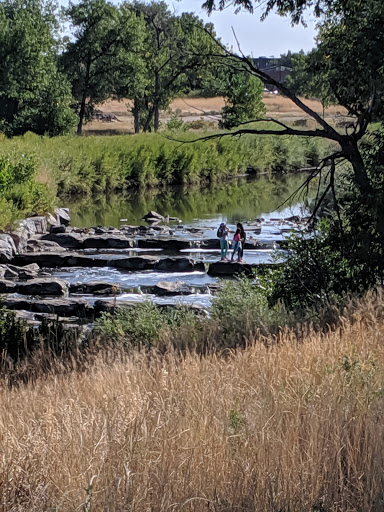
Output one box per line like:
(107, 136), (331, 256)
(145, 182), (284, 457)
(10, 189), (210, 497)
(0, 153), (55, 228)
(95, 302), (201, 349)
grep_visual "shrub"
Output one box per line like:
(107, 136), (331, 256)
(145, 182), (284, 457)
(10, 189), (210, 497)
(95, 302), (201, 349)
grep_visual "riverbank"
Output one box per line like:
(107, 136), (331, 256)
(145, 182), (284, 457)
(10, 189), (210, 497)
(0, 290), (383, 511)
(0, 129), (329, 197)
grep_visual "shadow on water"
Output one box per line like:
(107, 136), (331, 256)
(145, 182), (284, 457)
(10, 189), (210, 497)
(66, 173), (314, 228)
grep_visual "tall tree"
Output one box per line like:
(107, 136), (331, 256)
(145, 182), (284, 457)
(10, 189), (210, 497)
(122, 2), (222, 133)
(61, 0), (138, 135)
(0, 0), (76, 137)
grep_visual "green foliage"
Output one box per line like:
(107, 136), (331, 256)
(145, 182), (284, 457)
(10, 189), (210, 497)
(0, 309), (81, 369)
(95, 302), (200, 348)
(0, 153), (54, 227)
(220, 70), (265, 129)
(0, 130), (330, 196)
(164, 109), (189, 132)
(285, 50), (337, 109)
(211, 275), (292, 343)
(61, 0), (141, 135)
(0, 0), (76, 137)
(267, 127), (384, 310)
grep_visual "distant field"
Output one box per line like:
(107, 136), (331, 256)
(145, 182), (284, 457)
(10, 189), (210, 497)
(83, 94), (348, 135)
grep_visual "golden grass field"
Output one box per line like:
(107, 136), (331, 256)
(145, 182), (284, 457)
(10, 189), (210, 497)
(84, 94), (348, 135)
(1, 292), (384, 511)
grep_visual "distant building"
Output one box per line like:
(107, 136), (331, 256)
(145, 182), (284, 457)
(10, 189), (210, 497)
(253, 57), (292, 83)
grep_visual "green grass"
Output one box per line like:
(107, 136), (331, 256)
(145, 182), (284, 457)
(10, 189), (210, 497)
(0, 129), (331, 197)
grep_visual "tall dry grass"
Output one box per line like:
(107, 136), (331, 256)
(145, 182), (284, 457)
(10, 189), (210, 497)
(1, 294), (384, 511)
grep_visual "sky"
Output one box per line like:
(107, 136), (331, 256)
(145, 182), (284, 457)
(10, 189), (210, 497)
(59, 0), (318, 57)
(167, 0), (317, 56)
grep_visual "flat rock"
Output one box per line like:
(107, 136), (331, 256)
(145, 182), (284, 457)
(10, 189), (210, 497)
(1, 297), (92, 317)
(50, 225), (66, 234)
(0, 279), (17, 292)
(8, 263), (39, 280)
(66, 255), (112, 267)
(137, 239), (191, 251)
(16, 277), (68, 296)
(13, 252), (71, 268)
(153, 281), (192, 296)
(40, 232), (83, 249)
(112, 255), (159, 270)
(155, 258), (205, 272)
(207, 261), (275, 276)
(26, 239), (66, 252)
(69, 281), (120, 295)
(82, 235), (134, 249)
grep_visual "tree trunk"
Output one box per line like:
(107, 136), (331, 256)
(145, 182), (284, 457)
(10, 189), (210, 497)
(143, 107), (154, 133)
(133, 98), (140, 134)
(153, 70), (160, 132)
(77, 92), (87, 136)
(77, 57), (91, 136)
(344, 139), (384, 252)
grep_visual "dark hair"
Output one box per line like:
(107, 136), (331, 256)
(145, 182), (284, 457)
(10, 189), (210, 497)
(237, 222), (246, 240)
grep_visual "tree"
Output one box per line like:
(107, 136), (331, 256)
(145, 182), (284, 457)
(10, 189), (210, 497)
(61, 0), (139, 135)
(195, 0), (384, 306)
(0, 0), (76, 137)
(219, 68), (265, 129)
(285, 50), (337, 114)
(120, 2), (223, 133)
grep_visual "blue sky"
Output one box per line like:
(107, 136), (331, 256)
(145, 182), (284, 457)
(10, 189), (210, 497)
(60, 0), (317, 56)
(168, 0), (317, 56)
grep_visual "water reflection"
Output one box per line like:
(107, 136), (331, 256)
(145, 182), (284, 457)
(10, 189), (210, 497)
(67, 173), (314, 228)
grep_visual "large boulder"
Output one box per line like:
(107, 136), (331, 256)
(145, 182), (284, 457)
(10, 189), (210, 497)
(55, 207), (71, 226)
(155, 258), (205, 272)
(16, 278), (68, 296)
(142, 211), (164, 222)
(0, 234), (17, 263)
(153, 281), (192, 296)
(112, 255), (159, 270)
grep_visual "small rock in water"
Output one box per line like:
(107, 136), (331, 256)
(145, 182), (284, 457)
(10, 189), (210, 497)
(142, 211), (164, 222)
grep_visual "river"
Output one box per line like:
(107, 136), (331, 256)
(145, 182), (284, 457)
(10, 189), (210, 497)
(50, 173), (314, 308)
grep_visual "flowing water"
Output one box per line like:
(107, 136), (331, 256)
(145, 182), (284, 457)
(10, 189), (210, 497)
(53, 173), (314, 307)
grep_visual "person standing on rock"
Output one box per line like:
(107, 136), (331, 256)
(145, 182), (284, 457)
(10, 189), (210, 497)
(230, 228), (242, 262)
(237, 222), (246, 262)
(217, 222), (229, 261)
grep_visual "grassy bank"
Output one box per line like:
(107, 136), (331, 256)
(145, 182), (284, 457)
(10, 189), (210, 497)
(0, 130), (329, 197)
(1, 291), (384, 511)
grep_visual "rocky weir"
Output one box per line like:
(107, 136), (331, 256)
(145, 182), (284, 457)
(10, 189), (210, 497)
(0, 208), (306, 327)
